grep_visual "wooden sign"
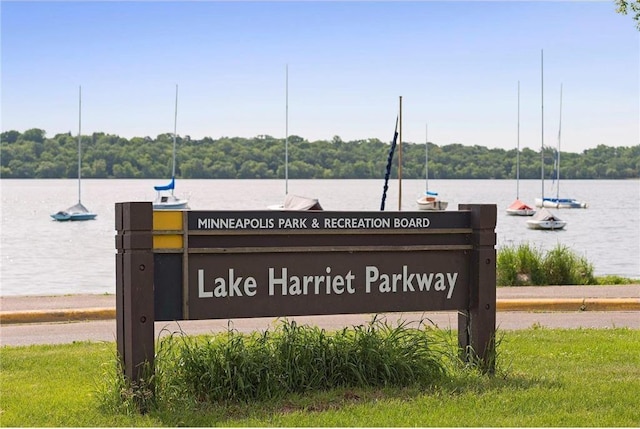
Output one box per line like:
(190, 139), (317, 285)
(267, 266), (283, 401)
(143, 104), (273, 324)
(116, 202), (497, 387)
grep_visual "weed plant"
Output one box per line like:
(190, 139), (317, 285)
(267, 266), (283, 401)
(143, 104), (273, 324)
(542, 244), (596, 285)
(497, 243), (596, 286)
(595, 274), (637, 285)
(102, 317), (452, 412)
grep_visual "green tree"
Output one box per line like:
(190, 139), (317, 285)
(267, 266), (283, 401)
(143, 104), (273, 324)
(1, 130), (20, 144)
(21, 128), (46, 143)
(615, 0), (640, 30)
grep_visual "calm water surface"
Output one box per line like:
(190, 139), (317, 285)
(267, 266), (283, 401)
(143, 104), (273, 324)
(1, 179), (638, 296)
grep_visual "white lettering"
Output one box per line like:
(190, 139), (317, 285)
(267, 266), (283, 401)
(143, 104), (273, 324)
(393, 217), (430, 228)
(416, 272), (434, 291)
(198, 269), (213, 298)
(323, 217), (391, 229)
(267, 267), (357, 295)
(446, 272), (458, 299)
(434, 273), (446, 291)
(365, 266), (458, 299)
(278, 218), (308, 229)
(213, 277), (227, 297)
(196, 217), (278, 230)
(402, 265), (415, 292)
(269, 267), (287, 296)
(197, 268), (258, 298)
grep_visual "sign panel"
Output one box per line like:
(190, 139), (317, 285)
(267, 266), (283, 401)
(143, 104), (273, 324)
(116, 202), (497, 384)
(188, 210), (471, 232)
(187, 250), (469, 319)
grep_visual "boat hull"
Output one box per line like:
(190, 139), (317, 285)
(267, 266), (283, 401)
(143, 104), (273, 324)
(535, 198), (587, 209)
(416, 197), (448, 211)
(51, 202), (97, 221)
(153, 193), (189, 210)
(506, 199), (535, 216)
(506, 208), (536, 216)
(268, 194), (323, 211)
(51, 212), (97, 221)
(526, 207), (566, 230)
(526, 219), (567, 230)
(153, 200), (189, 210)
(51, 212), (71, 221)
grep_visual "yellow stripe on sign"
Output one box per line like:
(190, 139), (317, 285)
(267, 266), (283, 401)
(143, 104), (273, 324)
(153, 211), (183, 231)
(153, 235), (183, 249)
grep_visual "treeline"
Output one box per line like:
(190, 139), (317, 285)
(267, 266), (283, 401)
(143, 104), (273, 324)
(1, 128), (639, 180)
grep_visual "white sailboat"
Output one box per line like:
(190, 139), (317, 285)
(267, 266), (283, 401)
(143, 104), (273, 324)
(269, 65), (322, 211)
(416, 123), (447, 211)
(528, 50), (566, 230)
(507, 81), (535, 216)
(153, 84), (189, 210)
(534, 83), (587, 209)
(51, 86), (97, 222)
(526, 207), (567, 230)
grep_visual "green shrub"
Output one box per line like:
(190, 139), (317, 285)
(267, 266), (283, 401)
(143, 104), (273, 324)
(151, 318), (449, 405)
(542, 244), (596, 285)
(596, 275), (637, 285)
(497, 243), (596, 286)
(497, 243), (544, 286)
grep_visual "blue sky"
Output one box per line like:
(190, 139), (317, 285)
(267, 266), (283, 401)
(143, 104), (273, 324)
(2, 1), (638, 153)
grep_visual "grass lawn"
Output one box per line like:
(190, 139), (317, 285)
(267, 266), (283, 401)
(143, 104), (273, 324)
(1, 328), (639, 427)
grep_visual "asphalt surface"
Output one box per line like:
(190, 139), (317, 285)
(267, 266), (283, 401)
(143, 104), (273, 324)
(1, 285), (638, 347)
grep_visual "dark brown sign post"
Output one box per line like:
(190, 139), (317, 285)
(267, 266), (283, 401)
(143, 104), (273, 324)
(115, 202), (496, 388)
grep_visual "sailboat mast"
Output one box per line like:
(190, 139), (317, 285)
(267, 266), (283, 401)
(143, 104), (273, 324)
(557, 83), (563, 200)
(172, 84), (178, 195)
(398, 95), (402, 211)
(285, 64), (289, 195)
(78, 85), (82, 204)
(540, 49), (545, 200)
(425, 123), (429, 193)
(516, 81), (520, 199)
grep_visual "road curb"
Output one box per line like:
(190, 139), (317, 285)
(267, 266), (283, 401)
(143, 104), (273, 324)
(1, 298), (639, 325)
(0, 308), (116, 325)
(497, 298), (640, 312)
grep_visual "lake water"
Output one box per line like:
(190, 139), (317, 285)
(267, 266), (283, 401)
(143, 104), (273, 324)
(1, 178), (638, 296)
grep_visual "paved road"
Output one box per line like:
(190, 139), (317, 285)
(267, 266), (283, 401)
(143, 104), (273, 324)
(1, 285), (638, 347)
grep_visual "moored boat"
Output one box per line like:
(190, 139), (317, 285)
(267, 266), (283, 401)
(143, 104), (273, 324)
(526, 207), (567, 230)
(269, 65), (321, 211)
(51, 202), (96, 221)
(269, 194), (323, 211)
(416, 123), (447, 211)
(153, 177), (189, 210)
(154, 84), (189, 210)
(417, 192), (448, 211)
(535, 82), (587, 209)
(506, 199), (536, 216)
(51, 86), (96, 222)
(506, 81), (535, 216)
(534, 197), (587, 209)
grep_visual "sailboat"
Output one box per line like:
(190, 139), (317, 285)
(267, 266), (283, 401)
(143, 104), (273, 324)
(534, 83), (587, 209)
(528, 50), (566, 231)
(51, 86), (97, 221)
(153, 84), (189, 210)
(269, 65), (322, 211)
(416, 123), (447, 210)
(506, 81), (535, 216)
(526, 207), (567, 230)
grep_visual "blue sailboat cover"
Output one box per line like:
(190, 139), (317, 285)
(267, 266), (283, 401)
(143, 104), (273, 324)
(154, 177), (175, 191)
(426, 190), (439, 196)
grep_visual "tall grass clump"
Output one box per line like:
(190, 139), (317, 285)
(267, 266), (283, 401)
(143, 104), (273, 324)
(497, 243), (544, 286)
(542, 244), (596, 285)
(497, 243), (596, 286)
(151, 318), (449, 405)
